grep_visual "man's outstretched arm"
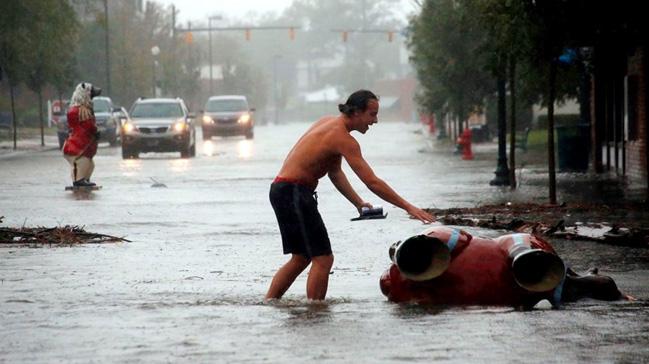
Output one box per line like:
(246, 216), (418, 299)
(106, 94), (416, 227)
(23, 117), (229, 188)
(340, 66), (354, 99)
(340, 138), (435, 223)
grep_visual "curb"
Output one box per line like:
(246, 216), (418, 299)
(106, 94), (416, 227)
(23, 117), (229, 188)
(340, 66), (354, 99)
(0, 143), (60, 160)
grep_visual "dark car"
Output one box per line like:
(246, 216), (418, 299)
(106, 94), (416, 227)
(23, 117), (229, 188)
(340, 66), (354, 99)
(93, 97), (121, 146)
(201, 95), (254, 140)
(56, 114), (69, 149)
(56, 97), (122, 149)
(121, 97), (196, 159)
(0, 111), (12, 131)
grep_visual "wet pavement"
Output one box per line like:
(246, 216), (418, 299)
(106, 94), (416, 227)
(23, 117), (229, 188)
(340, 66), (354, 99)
(1, 122), (648, 363)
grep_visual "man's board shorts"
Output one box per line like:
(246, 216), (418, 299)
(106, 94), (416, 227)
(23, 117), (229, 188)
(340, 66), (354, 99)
(269, 178), (331, 258)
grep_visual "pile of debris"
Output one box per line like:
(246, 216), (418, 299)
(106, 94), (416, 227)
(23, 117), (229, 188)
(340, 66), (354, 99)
(0, 216), (130, 247)
(427, 203), (649, 248)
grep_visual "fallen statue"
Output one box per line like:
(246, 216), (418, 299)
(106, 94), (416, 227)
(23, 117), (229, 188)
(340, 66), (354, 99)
(380, 226), (632, 308)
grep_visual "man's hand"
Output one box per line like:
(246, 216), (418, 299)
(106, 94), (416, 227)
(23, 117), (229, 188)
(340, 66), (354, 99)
(406, 206), (435, 224)
(357, 201), (373, 214)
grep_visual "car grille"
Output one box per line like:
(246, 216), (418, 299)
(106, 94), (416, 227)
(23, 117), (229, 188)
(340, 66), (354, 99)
(139, 126), (169, 134)
(217, 117), (238, 124)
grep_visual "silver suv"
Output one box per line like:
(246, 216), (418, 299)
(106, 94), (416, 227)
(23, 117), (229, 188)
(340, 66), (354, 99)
(121, 98), (196, 159)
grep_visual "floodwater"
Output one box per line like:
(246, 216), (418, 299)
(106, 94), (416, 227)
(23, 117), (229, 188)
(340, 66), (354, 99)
(1, 122), (648, 363)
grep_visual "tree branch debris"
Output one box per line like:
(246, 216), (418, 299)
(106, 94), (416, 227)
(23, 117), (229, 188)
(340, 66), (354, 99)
(0, 217), (130, 247)
(426, 203), (649, 248)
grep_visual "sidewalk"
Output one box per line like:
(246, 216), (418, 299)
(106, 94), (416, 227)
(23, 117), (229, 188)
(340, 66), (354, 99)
(426, 129), (648, 207)
(0, 135), (59, 159)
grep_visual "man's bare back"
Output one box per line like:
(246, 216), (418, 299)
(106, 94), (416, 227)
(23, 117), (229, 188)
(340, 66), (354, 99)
(277, 115), (350, 189)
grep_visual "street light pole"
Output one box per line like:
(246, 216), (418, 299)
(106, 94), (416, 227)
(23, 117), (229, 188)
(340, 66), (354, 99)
(151, 46), (160, 98)
(103, 0), (111, 95)
(272, 55), (280, 124)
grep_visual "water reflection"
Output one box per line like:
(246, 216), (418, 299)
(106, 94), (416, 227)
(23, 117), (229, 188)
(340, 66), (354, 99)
(391, 303), (449, 317)
(67, 189), (99, 201)
(284, 302), (333, 325)
(202, 140), (216, 156)
(168, 159), (190, 173)
(201, 138), (253, 158)
(119, 158), (142, 176)
(264, 298), (336, 324)
(237, 140), (254, 159)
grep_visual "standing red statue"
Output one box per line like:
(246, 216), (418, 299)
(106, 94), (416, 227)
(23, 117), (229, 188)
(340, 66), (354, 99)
(62, 82), (102, 187)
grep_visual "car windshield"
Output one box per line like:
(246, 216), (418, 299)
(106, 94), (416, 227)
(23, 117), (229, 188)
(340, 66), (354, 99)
(131, 103), (183, 118)
(205, 99), (248, 112)
(93, 99), (111, 113)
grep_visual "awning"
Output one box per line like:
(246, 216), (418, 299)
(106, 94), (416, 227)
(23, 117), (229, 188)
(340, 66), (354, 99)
(304, 87), (340, 103)
(379, 96), (399, 109)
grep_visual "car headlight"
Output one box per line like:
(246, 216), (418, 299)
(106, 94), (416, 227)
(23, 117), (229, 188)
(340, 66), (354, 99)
(238, 113), (251, 124)
(202, 115), (213, 124)
(173, 121), (187, 132)
(122, 122), (135, 133)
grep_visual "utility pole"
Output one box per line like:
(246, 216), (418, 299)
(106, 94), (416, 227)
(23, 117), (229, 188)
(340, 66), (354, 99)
(273, 55), (282, 124)
(171, 5), (177, 96)
(361, 0), (367, 88)
(208, 15), (223, 96)
(103, 0), (111, 95)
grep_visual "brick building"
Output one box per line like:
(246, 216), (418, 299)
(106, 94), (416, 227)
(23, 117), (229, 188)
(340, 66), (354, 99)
(588, 35), (647, 195)
(560, 1), (649, 197)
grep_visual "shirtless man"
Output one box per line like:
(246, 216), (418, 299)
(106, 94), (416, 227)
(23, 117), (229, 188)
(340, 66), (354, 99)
(266, 90), (435, 301)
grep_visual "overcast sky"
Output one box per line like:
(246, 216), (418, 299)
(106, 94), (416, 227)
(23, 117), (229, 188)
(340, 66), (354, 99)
(155, 0), (419, 24)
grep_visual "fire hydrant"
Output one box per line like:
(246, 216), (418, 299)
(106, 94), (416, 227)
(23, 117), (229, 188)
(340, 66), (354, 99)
(456, 128), (473, 160)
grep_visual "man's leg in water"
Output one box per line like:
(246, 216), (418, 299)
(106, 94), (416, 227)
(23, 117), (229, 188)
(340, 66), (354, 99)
(306, 254), (334, 300)
(265, 254), (311, 300)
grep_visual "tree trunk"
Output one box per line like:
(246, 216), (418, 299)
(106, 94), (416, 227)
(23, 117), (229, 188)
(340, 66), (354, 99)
(458, 94), (465, 133)
(508, 58), (517, 188)
(489, 74), (510, 186)
(548, 61), (557, 205)
(644, 45), (649, 204)
(10, 81), (17, 150)
(38, 88), (44, 146)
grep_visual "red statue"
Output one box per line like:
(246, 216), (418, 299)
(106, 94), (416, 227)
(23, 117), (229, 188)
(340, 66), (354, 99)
(380, 226), (629, 308)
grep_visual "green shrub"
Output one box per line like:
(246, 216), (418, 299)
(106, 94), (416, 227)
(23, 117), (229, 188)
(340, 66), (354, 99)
(535, 114), (581, 129)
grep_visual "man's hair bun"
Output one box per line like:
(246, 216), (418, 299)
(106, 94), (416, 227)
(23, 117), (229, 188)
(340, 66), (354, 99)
(338, 104), (356, 114)
(338, 90), (378, 116)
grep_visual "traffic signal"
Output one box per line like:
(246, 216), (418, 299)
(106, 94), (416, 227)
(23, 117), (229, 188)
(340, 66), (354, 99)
(184, 31), (193, 44)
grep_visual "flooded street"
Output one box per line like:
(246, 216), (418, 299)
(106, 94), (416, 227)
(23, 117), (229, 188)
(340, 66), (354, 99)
(1, 122), (648, 363)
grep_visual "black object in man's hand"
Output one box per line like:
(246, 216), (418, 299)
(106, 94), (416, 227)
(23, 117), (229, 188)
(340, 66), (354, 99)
(351, 205), (388, 221)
